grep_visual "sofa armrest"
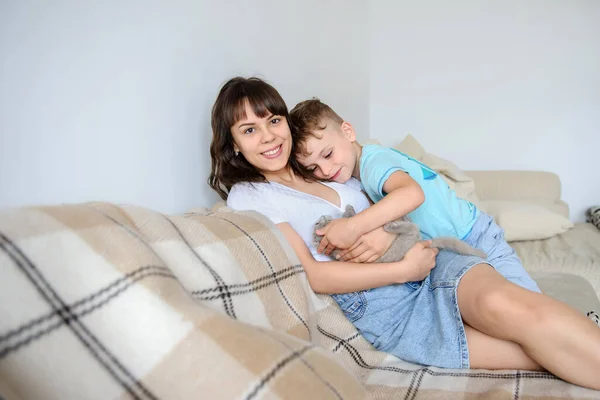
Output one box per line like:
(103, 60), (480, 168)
(465, 171), (562, 202)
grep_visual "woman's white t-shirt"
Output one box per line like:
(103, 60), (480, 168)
(226, 178), (371, 262)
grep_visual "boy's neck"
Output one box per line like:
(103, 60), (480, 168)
(352, 141), (363, 180)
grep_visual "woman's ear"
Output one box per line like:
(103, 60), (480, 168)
(340, 121), (357, 142)
(233, 143), (240, 154)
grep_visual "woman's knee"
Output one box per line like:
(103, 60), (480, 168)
(477, 285), (549, 336)
(459, 264), (550, 335)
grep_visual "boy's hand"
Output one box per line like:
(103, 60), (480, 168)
(316, 218), (361, 255)
(337, 226), (396, 263)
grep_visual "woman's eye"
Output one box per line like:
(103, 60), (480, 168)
(245, 127), (255, 134)
(271, 118), (280, 124)
(324, 151), (332, 159)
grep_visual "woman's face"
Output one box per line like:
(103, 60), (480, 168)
(230, 101), (292, 175)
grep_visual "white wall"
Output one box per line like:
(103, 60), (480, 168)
(3, 1), (598, 221)
(370, 0), (600, 221)
(0, 0), (368, 213)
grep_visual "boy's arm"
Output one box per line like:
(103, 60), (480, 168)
(316, 171), (424, 255)
(277, 222), (434, 293)
(351, 171), (424, 235)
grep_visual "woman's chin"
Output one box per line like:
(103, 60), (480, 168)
(260, 162), (288, 174)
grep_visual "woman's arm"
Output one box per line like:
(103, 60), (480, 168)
(277, 222), (437, 294)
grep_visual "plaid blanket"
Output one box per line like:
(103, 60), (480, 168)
(0, 202), (598, 399)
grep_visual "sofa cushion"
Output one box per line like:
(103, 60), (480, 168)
(466, 170), (563, 205)
(481, 200), (574, 241)
(587, 206), (600, 230)
(393, 134), (426, 161)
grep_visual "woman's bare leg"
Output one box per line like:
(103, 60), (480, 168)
(465, 324), (543, 371)
(458, 264), (600, 390)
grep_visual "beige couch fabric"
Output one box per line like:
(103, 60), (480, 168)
(1, 203), (599, 399)
(480, 200), (574, 241)
(0, 203), (365, 400)
(532, 271), (600, 316)
(512, 223), (600, 295)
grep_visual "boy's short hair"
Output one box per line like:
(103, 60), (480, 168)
(290, 98), (344, 156)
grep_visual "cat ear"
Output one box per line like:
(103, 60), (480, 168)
(383, 222), (403, 234)
(342, 205), (356, 218)
(314, 215), (332, 232)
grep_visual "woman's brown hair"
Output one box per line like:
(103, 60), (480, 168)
(208, 77), (313, 200)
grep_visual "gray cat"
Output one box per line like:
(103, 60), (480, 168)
(314, 205), (487, 263)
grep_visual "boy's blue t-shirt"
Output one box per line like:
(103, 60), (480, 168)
(359, 144), (478, 240)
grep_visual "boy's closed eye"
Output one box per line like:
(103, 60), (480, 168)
(306, 150), (333, 172)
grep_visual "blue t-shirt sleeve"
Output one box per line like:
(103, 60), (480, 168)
(361, 146), (408, 199)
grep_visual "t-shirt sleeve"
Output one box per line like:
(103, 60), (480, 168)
(361, 147), (408, 198)
(226, 183), (287, 224)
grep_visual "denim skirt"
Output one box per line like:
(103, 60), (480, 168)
(331, 211), (541, 368)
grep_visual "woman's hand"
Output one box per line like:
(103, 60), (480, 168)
(316, 218), (361, 255)
(336, 226), (396, 263)
(396, 240), (438, 282)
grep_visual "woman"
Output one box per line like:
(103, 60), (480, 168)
(208, 76), (600, 390)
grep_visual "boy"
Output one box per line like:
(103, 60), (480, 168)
(289, 98), (540, 293)
(290, 99), (476, 256)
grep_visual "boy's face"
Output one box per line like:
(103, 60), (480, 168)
(297, 119), (358, 183)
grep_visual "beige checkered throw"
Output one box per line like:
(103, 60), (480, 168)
(1, 202), (598, 399)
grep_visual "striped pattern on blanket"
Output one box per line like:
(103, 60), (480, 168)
(0, 202), (598, 399)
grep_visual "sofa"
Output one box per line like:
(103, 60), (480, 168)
(0, 198), (599, 399)
(1, 136), (599, 399)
